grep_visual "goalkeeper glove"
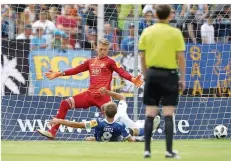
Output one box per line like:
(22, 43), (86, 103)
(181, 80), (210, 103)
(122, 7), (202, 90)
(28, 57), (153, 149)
(131, 75), (143, 88)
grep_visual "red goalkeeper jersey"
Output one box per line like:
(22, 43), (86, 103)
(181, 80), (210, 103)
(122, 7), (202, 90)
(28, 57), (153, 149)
(63, 56), (133, 95)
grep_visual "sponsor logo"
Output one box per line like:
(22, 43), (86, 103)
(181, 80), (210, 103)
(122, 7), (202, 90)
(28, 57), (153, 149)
(17, 119), (190, 134)
(135, 119), (190, 134)
(91, 68), (101, 76)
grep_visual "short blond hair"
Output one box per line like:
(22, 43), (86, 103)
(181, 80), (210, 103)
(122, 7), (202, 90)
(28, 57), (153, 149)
(102, 101), (117, 118)
(99, 38), (110, 46)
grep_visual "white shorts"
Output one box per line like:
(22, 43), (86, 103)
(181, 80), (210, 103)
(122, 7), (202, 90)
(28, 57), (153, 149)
(114, 100), (138, 128)
(114, 100), (161, 129)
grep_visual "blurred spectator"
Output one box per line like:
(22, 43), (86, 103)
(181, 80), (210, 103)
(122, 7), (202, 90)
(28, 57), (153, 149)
(31, 26), (47, 50)
(56, 5), (80, 48)
(186, 4), (209, 21)
(118, 5), (142, 31)
(32, 10), (56, 35)
(32, 10), (56, 49)
(84, 4), (97, 28)
(1, 5), (17, 39)
(104, 4), (118, 28)
(77, 4), (86, 15)
(2, 20), (9, 39)
(208, 4), (218, 16)
(139, 8), (155, 35)
(9, 4), (26, 34)
(104, 23), (120, 51)
(169, 8), (177, 27)
(70, 5), (82, 48)
(10, 4), (26, 13)
(69, 5), (79, 19)
(52, 30), (71, 51)
(215, 5), (231, 43)
(80, 28), (97, 50)
(120, 23), (135, 53)
(142, 5), (155, 17)
(24, 5), (36, 24)
(185, 5), (202, 43)
(84, 4), (98, 37)
(38, 4), (49, 11)
(16, 24), (33, 39)
(49, 7), (60, 24)
(209, 4), (227, 17)
(201, 15), (215, 44)
(171, 4), (187, 26)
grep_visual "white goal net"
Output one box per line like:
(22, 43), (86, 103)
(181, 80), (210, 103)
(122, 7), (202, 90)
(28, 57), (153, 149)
(1, 4), (231, 140)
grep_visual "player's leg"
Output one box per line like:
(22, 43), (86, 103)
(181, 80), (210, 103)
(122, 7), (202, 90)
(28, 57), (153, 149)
(117, 115), (144, 136)
(118, 114), (138, 128)
(114, 99), (145, 136)
(37, 91), (90, 139)
(143, 69), (162, 158)
(51, 91), (92, 134)
(161, 71), (179, 159)
(37, 98), (72, 139)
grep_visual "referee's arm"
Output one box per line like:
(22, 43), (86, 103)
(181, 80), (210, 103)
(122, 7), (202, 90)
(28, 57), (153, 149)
(175, 30), (186, 92)
(140, 51), (146, 76)
(138, 30), (147, 76)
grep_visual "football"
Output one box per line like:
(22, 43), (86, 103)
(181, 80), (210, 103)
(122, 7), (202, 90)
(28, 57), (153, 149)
(213, 125), (228, 139)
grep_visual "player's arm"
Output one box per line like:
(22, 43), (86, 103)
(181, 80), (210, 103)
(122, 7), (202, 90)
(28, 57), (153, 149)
(99, 87), (125, 101)
(45, 60), (89, 80)
(49, 118), (85, 128)
(140, 51), (147, 77)
(121, 125), (142, 142)
(120, 124), (135, 142)
(109, 59), (143, 87)
(49, 118), (98, 129)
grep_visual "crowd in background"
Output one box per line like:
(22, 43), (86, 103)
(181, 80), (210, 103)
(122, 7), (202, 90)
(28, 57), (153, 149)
(1, 4), (231, 52)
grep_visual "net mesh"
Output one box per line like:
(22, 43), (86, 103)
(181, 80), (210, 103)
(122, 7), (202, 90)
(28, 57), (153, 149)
(1, 4), (231, 140)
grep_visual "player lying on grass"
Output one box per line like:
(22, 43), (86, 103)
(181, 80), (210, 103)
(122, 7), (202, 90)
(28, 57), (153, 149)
(37, 38), (143, 139)
(98, 87), (161, 137)
(49, 101), (143, 142)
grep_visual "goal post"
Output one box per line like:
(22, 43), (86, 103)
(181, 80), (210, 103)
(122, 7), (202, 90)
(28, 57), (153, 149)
(1, 4), (231, 140)
(133, 4), (140, 121)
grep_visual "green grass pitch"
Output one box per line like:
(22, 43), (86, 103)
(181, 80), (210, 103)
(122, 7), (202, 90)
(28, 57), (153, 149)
(2, 140), (231, 161)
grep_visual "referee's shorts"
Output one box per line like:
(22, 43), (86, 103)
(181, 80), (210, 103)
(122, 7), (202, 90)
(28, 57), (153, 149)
(143, 67), (179, 106)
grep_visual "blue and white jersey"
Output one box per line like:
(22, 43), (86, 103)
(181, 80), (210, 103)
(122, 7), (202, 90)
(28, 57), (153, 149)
(87, 118), (130, 142)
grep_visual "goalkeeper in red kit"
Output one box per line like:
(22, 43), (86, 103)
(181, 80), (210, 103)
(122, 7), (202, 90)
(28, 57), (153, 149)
(37, 38), (143, 139)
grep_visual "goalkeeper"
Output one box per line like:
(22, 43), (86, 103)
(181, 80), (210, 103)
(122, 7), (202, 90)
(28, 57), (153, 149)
(99, 87), (161, 137)
(49, 101), (143, 142)
(37, 38), (143, 139)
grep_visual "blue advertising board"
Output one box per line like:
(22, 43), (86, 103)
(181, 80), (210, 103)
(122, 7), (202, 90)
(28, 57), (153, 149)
(185, 44), (231, 96)
(28, 44), (231, 97)
(1, 96), (230, 140)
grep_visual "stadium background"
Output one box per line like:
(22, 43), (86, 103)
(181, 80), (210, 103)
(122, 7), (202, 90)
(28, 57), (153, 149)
(1, 4), (231, 140)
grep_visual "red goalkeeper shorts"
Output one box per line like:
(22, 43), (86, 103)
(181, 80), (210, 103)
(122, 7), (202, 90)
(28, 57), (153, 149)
(65, 91), (111, 110)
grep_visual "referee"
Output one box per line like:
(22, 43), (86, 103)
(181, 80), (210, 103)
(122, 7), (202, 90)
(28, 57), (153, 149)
(138, 5), (186, 159)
